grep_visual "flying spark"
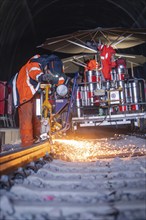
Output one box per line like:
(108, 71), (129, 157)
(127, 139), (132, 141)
(51, 137), (146, 162)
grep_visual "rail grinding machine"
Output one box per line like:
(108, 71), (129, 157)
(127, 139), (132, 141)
(36, 58), (146, 140)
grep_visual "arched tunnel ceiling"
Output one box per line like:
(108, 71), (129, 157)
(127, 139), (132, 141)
(0, 0), (146, 80)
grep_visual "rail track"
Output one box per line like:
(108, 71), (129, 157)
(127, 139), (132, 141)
(0, 131), (146, 220)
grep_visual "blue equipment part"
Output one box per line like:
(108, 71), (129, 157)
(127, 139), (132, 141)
(55, 99), (68, 114)
(52, 72), (79, 134)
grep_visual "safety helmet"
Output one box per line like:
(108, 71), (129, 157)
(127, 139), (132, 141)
(47, 54), (64, 76)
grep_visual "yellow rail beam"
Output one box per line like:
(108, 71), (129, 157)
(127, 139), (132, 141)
(0, 141), (51, 175)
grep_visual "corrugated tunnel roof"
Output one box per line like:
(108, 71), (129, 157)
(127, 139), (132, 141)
(0, 0), (146, 80)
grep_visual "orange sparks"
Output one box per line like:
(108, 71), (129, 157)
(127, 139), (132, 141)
(51, 137), (146, 162)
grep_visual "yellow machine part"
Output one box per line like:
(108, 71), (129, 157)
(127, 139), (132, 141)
(42, 84), (62, 137)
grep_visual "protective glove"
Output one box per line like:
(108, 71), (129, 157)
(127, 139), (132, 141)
(41, 74), (51, 82)
(38, 73), (57, 83)
(38, 73), (49, 82)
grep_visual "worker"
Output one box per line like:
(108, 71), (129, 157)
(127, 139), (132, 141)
(11, 54), (67, 147)
(98, 44), (116, 80)
(85, 59), (100, 71)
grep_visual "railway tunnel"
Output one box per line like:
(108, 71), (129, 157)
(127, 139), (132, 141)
(0, 0), (146, 219)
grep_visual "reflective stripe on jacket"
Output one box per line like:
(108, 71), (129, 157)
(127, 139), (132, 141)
(15, 55), (43, 106)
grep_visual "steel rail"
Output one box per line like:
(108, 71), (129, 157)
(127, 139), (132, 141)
(0, 141), (51, 175)
(0, 139), (146, 175)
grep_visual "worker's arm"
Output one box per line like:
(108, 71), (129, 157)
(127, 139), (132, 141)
(38, 72), (68, 85)
(38, 73), (59, 84)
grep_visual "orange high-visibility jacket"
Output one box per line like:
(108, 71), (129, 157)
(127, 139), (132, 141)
(99, 45), (116, 80)
(12, 55), (44, 107)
